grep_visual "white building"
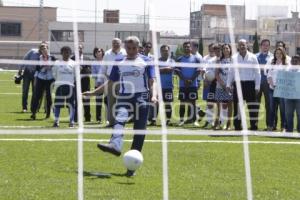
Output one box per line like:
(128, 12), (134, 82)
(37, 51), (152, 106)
(49, 21), (150, 58)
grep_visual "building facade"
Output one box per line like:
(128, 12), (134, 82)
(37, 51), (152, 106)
(275, 12), (300, 55)
(190, 4), (257, 52)
(49, 21), (150, 58)
(0, 6), (57, 60)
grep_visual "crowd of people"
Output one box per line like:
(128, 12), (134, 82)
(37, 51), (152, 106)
(17, 37), (300, 133)
(16, 36), (300, 176)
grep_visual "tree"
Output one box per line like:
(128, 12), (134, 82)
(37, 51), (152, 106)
(175, 45), (184, 59)
(253, 32), (259, 54)
(198, 38), (204, 56)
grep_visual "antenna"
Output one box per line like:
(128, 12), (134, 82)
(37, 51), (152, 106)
(39, 0), (44, 41)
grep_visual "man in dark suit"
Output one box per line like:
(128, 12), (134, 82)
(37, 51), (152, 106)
(71, 44), (91, 122)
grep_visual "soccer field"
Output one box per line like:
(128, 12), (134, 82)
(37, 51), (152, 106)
(0, 71), (300, 200)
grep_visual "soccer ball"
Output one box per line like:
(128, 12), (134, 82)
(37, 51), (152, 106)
(123, 150), (144, 171)
(204, 70), (215, 81)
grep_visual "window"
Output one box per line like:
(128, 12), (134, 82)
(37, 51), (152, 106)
(0, 22), (21, 36)
(285, 24), (288, 31)
(297, 47), (300, 55)
(51, 30), (84, 42)
(115, 31), (147, 41)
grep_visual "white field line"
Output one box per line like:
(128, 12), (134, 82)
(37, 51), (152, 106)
(0, 128), (299, 138)
(149, 2), (169, 200)
(226, 4), (253, 200)
(0, 138), (299, 145)
(0, 93), (22, 95)
(71, 3), (84, 200)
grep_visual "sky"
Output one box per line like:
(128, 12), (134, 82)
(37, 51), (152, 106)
(2, 0), (300, 35)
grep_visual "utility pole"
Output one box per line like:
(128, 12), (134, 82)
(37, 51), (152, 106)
(143, 0), (146, 42)
(94, 0), (97, 47)
(189, 0), (192, 40)
(39, 0), (44, 41)
(243, 0), (246, 38)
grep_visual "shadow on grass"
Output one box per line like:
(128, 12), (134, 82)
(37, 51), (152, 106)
(9, 111), (25, 114)
(16, 118), (44, 121)
(81, 170), (136, 184)
(81, 171), (127, 178)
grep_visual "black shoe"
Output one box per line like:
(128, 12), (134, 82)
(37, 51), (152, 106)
(166, 120), (170, 126)
(147, 120), (156, 126)
(97, 143), (121, 156)
(69, 122), (75, 128)
(126, 170), (136, 177)
(30, 114), (36, 120)
(250, 126), (258, 131)
(185, 119), (193, 124)
(53, 122), (59, 127)
(201, 121), (209, 128)
(198, 109), (206, 118)
(105, 124), (113, 128)
(235, 127), (242, 131)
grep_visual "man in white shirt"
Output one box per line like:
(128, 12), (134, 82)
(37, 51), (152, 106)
(191, 41), (203, 60)
(226, 39), (261, 131)
(101, 38), (126, 127)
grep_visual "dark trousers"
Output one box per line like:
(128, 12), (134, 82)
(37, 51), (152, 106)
(269, 89), (286, 130)
(54, 85), (75, 123)
(95, 89), (108, 122)
(233, 81), (259, 130)
(31, 78), (54, 116)
(256, 75), (271, 128)
(113, 92), (150, 151)
(165, 103), (172, 120)
(22, 75), (35, 111)
(74, 76), (91, 122)
(148, 101), (158, 122)
(285, 99), (300, 132)
(179, 101), (197, 122)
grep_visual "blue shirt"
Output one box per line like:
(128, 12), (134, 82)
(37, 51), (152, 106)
(256, 52), (272, 76)
(177, 54), (200, 88)
(20, 49), (40, 77)
(36, 55), (55, 80)
(109, 55), (155, 94)
(159, 58), (174, 89)
(256, 53), (268, 64)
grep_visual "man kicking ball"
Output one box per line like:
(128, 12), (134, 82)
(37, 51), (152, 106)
(83, 36), (157, 176)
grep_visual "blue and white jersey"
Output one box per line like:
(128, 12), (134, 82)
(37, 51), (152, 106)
(52, 59), (76, 87)
(109, 55), (155, 94)
(176, 54), (201, 88)
(159, 58), (174, 89)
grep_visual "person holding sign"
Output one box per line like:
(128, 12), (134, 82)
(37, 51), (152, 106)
(267, 47), (287, 131)
(284, 55), (300, 133)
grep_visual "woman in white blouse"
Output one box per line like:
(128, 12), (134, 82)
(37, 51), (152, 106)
(267, 47), (287, 131)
